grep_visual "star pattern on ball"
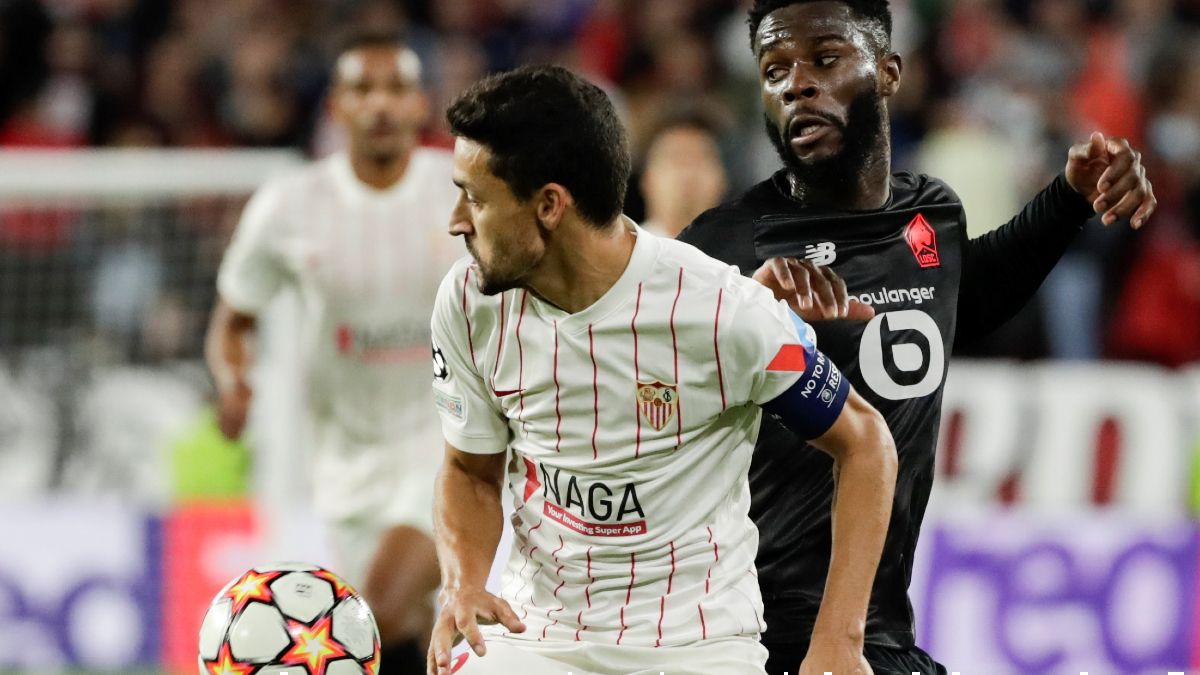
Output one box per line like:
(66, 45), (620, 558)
(203, 642), (257, 675)
(312, 568), (356, 602)
(363, 648), (380, 675)
(281, 615), (349, 675)
(224, 569), (284, 615)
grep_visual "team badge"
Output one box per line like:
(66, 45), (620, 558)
(905, 213), (940, 268)
(637, 380), (677, 431)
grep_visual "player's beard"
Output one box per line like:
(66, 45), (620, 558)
(466, 229), (545, 296)
(765, 85), (887, 203)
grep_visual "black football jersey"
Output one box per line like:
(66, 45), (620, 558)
(680, 170), (966, 648)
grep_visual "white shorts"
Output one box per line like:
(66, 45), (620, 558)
(325, 467), (436, 589)
(450, 635), (768, 675)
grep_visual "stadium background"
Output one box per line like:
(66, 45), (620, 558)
(1, 0), (1199, 673)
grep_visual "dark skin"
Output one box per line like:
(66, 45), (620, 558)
(749, 2), (1156, 674)
(755, 1), (1155, 222)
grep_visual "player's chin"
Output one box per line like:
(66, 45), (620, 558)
(474, 268), (517, 296)
(789, 139), (842, 164)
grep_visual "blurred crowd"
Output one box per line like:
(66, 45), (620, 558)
(2, 0), (1200, 364)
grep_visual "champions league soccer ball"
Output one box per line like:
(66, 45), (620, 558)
(198, 563), (381, 675)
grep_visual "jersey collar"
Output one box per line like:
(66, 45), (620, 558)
(531, 218), (661, 334)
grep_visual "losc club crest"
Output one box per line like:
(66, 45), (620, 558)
(637, 380), (678, 431)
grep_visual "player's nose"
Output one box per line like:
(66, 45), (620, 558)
(782, 67), (819, 103)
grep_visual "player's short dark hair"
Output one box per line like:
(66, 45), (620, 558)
(445, 65), (630, 228)
(748, 0), (892, 56)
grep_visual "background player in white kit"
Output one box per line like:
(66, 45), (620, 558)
(427, 66), (898, 675)
(206, 33), (461, 674)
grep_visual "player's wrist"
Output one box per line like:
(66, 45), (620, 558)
(810, 614), (866, 645)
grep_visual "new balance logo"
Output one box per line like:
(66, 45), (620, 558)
(804, 241), (837, 266)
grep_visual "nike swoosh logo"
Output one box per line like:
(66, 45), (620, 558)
(492, 388), (524, 397)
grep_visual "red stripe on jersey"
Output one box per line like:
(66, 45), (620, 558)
(705, 526), (718, 594)
(670, 268), (684, 447)
(713, 289), (727, 411)
(698, 604), (708, 640)
(632, 283), (643, 457)
(766, 343), (808, 372)
(617, 552), (636, 645)
(656, 597), (666, 647)
(461, 268), (477, 368)
(655, 540), (677, 648)
(490, 292), (507, 389)
(553, 321), (562, 453)
(589, 324), (599, 460)
(516, 291), (528, 429)
(575, 546), (594, 641)
(542, 536), (566, 640)
(514, 520), (544, 621)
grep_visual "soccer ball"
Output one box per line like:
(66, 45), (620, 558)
(198, 563), (381, 675)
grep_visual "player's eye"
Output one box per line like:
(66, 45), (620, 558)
(764, 65), (787, 83)
(817, 54), (839, 67)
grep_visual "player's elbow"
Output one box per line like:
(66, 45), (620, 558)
(816, 392), (897, 478)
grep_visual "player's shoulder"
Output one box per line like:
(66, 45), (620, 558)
(653, 230), (744, 285)
(409, 146), (456, 178)
(891, 172), (963, 210)
(653, 231), (776, 309)
(250, 155), (336, 205)
(682, 175), (783, 238)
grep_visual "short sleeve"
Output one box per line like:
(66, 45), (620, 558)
(430, 265), (511, 454)
(217, 183), (289, 313)
(722, 278), (849, 439)
(722, 280), (814, 405)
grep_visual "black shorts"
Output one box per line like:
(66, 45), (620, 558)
(764, 640), (948, 675)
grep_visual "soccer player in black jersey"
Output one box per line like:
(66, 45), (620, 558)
(678, 1), (1158, 673)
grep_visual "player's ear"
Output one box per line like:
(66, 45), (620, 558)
(878, 52), (901, 98)
(536, 184), (572, 232)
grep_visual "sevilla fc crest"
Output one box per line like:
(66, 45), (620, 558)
(637, 380), (677, 431)
(905, 213), (940, 268)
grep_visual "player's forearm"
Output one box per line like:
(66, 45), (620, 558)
(433, 452), (505, 593)
(205, 300), (256, 393)
(957, 173), (1092, 343)
(811, 408), (897, 642)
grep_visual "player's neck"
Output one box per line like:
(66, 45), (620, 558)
(526, 218), (636, 314)
(349, 148), (413, 191)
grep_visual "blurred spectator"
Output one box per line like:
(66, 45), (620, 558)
(635, 107), (729, 238)
(0, 0), (1196, 366)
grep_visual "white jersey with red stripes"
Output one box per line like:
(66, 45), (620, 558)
(431, 224), (832, 647)
(218, 148), (462, 522)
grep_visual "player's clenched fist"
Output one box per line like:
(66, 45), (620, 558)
(1065, 131), (1157, 229)
(752, 257), (875, 322)
(427, 588), (525, 675)
(798, 641), (875, 675)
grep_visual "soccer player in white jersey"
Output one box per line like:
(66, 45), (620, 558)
(427, 66), (898, 675)
(206, 33), (461, 673)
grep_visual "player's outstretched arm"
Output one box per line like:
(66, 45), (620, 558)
(428, 444), (525, 675)
(958, 133), (1155, 344)
(204, 298), (257, 440)
(789, 390), (897, 675)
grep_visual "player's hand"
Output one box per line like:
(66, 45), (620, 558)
(1065, 132), (1156, 229)
(215, 379), (252, 440)
(752, 257), (875, 322)
(427, 587), (525, 675)
(798, 639), (874, 675)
